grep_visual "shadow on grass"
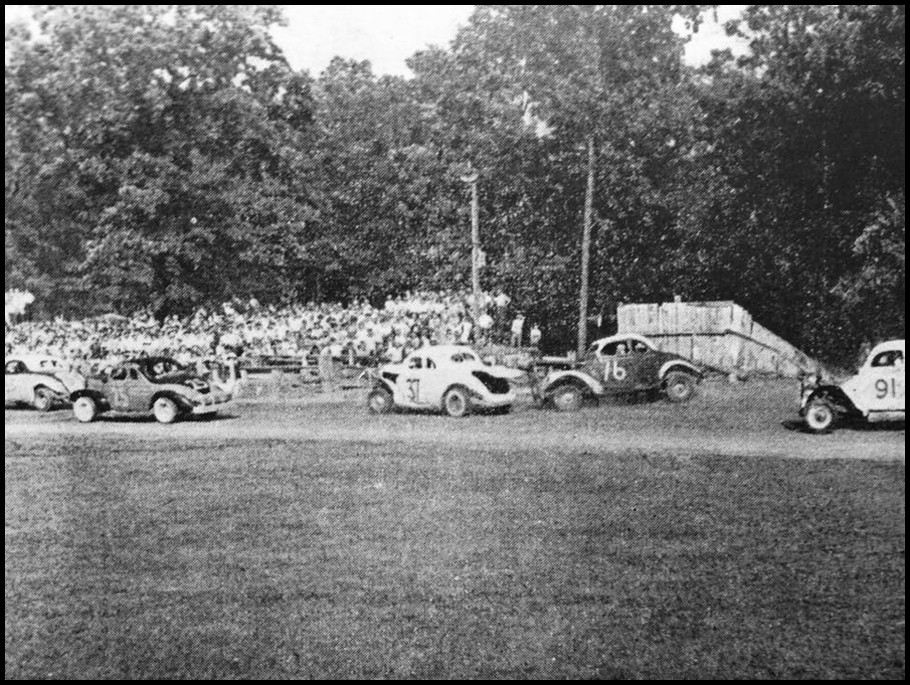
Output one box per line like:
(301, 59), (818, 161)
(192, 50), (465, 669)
(781, 417), (905, 434)
(94, 412), (240, 424)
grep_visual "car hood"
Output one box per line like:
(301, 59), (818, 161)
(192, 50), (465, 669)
(28, 369), (86, 393)
(379, 362), (523, 380)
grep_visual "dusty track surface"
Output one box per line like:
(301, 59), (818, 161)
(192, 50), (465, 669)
(5, 379), (904, 461)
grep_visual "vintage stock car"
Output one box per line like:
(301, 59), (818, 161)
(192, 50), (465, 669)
(367, 345), (519, 417)
(535, 333), (702, 411)
(801, 339), (905, 433)
(70, 356), (234, 424)
(5, 355), (86, 411)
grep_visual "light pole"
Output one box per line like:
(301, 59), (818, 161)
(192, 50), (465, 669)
(460, 167), (481, 323)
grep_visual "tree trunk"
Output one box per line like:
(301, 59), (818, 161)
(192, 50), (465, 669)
(577, 135), (595, 357)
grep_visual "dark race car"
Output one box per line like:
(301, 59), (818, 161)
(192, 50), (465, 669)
(70, 356), (234, 424)
(536, 333), (702, 411)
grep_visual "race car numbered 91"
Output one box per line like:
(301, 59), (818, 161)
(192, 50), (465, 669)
(800, 339), (905, 433)
(367, 345), (519, 417)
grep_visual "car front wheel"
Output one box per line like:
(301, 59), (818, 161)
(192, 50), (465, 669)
(804, 399), (837, 433)
(152, 397), (180, 424)
(73, 396), (99, 423)
(442, 387), (471, 418)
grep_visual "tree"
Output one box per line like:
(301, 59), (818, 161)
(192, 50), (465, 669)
(697, 4), (905, 362)
(5, 5), (318, 318)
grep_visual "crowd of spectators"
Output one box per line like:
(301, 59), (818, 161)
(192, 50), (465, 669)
(5, 290), (541, 370)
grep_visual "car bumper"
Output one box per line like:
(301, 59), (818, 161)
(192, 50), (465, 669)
(471, 390), (516, 408)
(189, 390), (232, 415)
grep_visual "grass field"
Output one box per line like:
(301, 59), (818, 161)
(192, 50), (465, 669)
(5, 383), (905, 678)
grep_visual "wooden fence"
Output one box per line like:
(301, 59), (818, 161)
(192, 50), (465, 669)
(617, 301), (821, 377)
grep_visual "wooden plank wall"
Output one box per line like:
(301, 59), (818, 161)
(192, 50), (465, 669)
(616, 301), (818, 377)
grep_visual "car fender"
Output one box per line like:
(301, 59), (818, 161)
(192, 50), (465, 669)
(148, 386), (198, 411)
(26, 374), (69, 396)
(69, 388), (109, 408)
(372, 376), (396, 395)
(802, 384), (862, 417)
(541, 370), (603, 396)
(659, 360), (701, 381)
(440, 382), (474, 409)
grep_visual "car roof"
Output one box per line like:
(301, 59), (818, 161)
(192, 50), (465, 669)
(5, 355), (65, 367)
(591, 333), (655, 349)
(406, 345), (480, 363)
(870, 339), (905, 355)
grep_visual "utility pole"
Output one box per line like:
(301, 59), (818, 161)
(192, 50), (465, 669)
(461, 167), (481, 322)
(577, 136), (595, 357)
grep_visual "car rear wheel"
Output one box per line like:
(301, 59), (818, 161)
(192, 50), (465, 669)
(664, 371), (697, 403)
(73, 396), (99, 423)
(551, 384), (584, 412)
(152, 397), (180, 424)
(805, 399), (837, 433)
(33, 387), (54, 412)
(367, 388), (394, 414)
(442, 387), (471, 418)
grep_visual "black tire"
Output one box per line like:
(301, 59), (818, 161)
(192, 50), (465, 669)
(73, 396), (99, 423)
(804, 398), (837, 433)
(550, 383), (584, 412)
(367, 388), (394, 414)
(32, 386), (54, 412)
(664, 371), (697, 403)
(442, 386), (471, 418)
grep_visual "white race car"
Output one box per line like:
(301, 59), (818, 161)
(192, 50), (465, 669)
(801, 339), (905, 432)
(4, 355), (86, 411)
(367, 345), (519, 417)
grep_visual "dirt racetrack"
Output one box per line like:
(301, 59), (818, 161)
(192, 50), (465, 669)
(6, 379), (905, 678)
(4, 379), (905, 461)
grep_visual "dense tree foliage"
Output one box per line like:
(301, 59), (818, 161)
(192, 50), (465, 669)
(5, 5), (905, 363)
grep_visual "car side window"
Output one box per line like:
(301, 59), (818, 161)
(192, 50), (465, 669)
(426, 358), (436, 369)
(871, 350), (903, 368)
(602, 342), (631, 356)
(408, 357), (423, 370)
(110, 368), (128, 381)
(129, 369), (139, 380)
(5, 361), (24, 375)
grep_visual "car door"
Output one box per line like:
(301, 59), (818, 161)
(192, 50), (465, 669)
(104, 367), (133, 411)
(398, 355), (431, 407)
(595, 340), (647, 394)
(124, 367), (151, 412)
(861, 349), (905, 414)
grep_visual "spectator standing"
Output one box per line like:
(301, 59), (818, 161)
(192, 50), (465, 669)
(510, 313), (525, 348)
(529, 324), (542, 348)
(477, 311), (494, 346)
(318, 341), (336, 393)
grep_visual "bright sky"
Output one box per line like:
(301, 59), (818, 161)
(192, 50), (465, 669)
(6, 5), (747, 77)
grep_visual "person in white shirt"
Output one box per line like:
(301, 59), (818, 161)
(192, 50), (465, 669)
(510, 314), (525, 347)
(477, 311), (494, 346)
(459, 317), (473, 344)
